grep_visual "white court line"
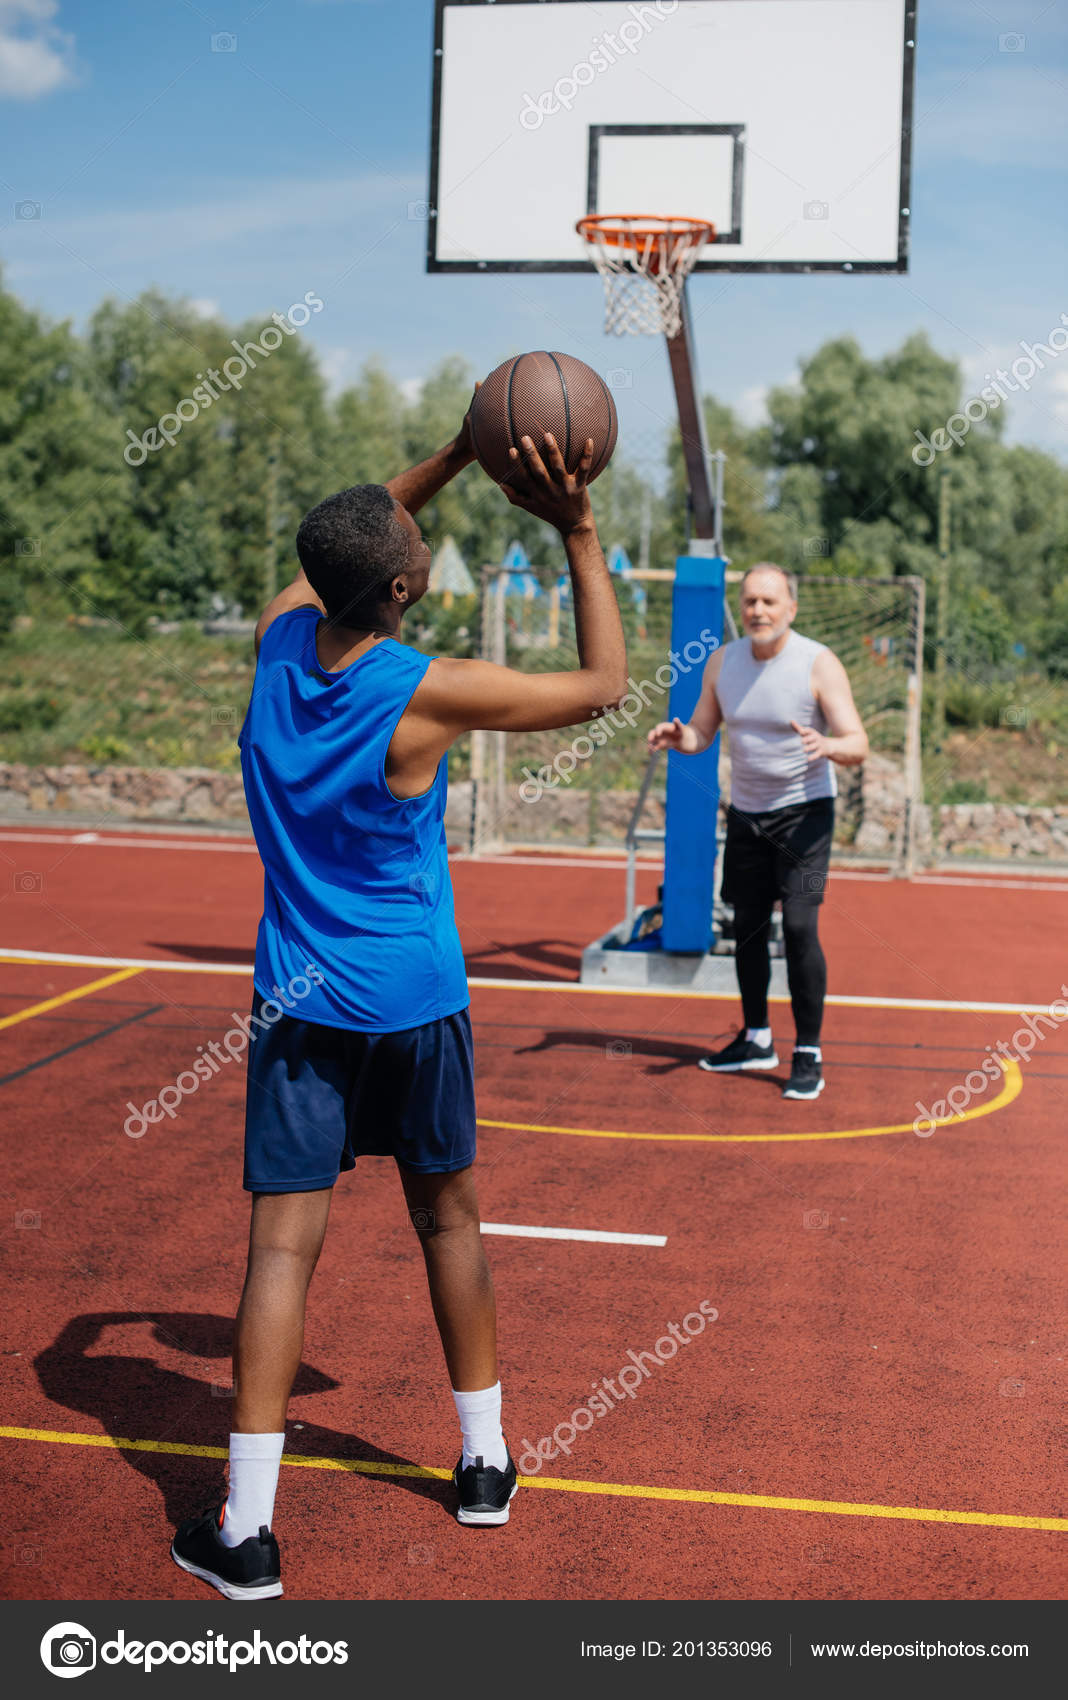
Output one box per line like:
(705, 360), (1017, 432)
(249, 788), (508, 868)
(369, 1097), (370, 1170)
(0, 830), (259, 854)
(0, 831), (656, 872)
(0, 947), (247, 976)
(480, 1223), (665, 1247)
(0, 947), (1058, 1016)
(1, 830), (1065, 890)
(914, 873), (1068, 893)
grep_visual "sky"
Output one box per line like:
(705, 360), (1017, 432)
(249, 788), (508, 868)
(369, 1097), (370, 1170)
(2, 0), (1066, 472)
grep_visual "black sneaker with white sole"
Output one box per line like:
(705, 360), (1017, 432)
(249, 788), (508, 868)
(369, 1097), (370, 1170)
(783, 1051), (825, 1100)
(171, 1502), (282, 1600)
(453, 1453), (518, 1526)
(698, 1031), (779, 1072)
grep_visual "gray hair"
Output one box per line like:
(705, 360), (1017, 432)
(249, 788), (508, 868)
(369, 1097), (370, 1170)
(740, 563), (799, 602)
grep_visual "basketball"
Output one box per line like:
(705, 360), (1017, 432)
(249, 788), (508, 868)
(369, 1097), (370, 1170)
(469, 351), (618, 488)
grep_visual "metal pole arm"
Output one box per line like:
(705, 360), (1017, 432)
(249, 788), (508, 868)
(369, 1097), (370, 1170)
(666, 283), (719, 549)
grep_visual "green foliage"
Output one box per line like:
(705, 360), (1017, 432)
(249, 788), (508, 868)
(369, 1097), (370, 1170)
(0, 261), (1065, 807)
(82, 733), (132, 763)
(0, 563), (24, 635)
(939, 678), (1017, 730)
(941, 778), (990, 804)
(0, 690), (61, 732)
(0, 618), (254, 769)
(411, 594), (479, 659)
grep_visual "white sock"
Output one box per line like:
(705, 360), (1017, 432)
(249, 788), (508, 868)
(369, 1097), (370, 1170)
(452, 1382), (507, 1471)
(746, 1027), (772, 1047)
(796, 1045), (822, 1061)
(219, 1432), (285, 1546)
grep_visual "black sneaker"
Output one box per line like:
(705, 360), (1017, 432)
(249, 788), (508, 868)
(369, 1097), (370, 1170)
(698, 1031), (779, 1072)
(171, 1501), (282, 1600)
(783, 1051), (825, 1100)
(453, 1452), (518, 1526)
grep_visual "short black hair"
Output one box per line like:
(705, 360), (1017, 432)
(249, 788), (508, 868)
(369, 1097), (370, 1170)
(295, 484), (410, 623)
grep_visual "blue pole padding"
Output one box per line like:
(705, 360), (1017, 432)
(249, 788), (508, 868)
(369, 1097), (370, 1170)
(662, 554), (727, 953)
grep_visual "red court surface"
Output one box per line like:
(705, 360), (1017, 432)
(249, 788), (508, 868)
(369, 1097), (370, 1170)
(0, 826), (1065, 1602)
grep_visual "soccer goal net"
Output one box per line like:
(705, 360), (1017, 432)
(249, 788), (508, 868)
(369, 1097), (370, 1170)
(468, 568), (925, 874)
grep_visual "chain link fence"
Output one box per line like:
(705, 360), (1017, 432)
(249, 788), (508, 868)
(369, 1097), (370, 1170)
(466, 569), (926, 872)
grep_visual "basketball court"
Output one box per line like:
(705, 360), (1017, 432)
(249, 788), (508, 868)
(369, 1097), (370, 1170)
(1, 827), (1065, 1600)
(2, 0), (1064, 1621)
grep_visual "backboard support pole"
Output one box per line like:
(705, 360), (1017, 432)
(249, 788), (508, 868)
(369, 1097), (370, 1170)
(665, 282), (721, 553)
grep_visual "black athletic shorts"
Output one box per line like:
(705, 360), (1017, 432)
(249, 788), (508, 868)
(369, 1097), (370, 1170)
(243, 991), (477, 1193)
(721, 797), (835, 909)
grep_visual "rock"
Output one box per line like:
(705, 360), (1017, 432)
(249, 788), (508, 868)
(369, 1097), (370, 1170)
(0, 754), (1064, 865)
(854, 820), (892, 855)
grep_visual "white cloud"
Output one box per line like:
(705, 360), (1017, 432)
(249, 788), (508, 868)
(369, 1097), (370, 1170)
(1049, 366), (1068, 428)
(914, 62), (1068, 170)
(960, 330), (1068, 454)
(735, 384), (769, 427)
(12, 170), (421, 270)
(318, 346), (354, 392)
(398, 376), (424, 405)
(0, 0), (76, 99)
(187, 297), (222, 320)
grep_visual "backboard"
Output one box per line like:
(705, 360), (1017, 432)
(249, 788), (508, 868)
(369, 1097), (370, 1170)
(428, 0), (916, 273)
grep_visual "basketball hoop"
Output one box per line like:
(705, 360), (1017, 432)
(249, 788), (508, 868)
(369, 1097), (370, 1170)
(576, 215), (715, 339)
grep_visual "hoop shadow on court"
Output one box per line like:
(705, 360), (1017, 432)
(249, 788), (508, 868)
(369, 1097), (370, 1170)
(34, 1312), (456, 1525)
(463, 938), (583, 978)
(515, 1028), (788, 1084)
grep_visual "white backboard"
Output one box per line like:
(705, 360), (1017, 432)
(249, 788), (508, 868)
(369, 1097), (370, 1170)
(428, 0), (915, 273)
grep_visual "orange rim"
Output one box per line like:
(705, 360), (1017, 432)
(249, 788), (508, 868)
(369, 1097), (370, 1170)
(576, 215), (715, 253)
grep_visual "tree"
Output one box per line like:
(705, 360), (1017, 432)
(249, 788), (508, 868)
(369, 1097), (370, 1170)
(0, 272), (123, 629)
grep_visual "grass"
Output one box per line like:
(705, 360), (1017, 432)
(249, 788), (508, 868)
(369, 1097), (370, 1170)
(0, 615), (254, 771)
(0, 608), (1064, 809)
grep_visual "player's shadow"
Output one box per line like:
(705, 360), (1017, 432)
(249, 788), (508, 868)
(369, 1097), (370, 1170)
(463, 938), (580, 977)
(515, 1028), (789, 1083)
(34, 1312), (455, 1524)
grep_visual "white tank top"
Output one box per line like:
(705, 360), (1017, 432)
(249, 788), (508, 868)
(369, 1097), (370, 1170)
(715, 630), (838, 813)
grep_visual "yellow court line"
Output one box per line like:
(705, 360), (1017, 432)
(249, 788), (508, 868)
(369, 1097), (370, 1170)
(478, 1057), (1022, 1143)
(0, 1425), (1062, 1533)
(0, 967), (144, 1032)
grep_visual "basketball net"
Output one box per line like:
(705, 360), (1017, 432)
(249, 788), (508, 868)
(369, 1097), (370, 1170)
(576, 216), (715, 339)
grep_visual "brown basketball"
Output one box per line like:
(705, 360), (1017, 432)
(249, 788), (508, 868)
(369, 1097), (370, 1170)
(469, 351), (618, 488)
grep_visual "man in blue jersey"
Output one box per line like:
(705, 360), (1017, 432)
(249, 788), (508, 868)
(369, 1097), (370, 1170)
(649, 565), (868, 1101)
(171, 412), (626, 1599)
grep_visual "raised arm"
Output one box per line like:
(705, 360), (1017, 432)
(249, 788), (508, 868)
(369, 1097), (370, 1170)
(794, 649), (869, 767)
(384, 388), (478, 515)
(647, 648), (724, 755)
(255, 396), (480, 653)
(400, 433), (627, 748)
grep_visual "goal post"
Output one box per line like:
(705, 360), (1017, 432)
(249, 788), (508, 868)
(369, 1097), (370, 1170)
(467, 567), (926, 875)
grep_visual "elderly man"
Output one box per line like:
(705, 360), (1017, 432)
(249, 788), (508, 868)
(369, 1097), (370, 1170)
(649, 564), (868, 1100)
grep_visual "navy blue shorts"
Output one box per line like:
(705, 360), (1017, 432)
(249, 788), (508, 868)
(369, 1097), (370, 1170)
(243, 992), (477, 1193)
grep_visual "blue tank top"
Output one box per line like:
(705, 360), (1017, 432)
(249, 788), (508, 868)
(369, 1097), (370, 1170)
(238, 607), (468, 1031)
